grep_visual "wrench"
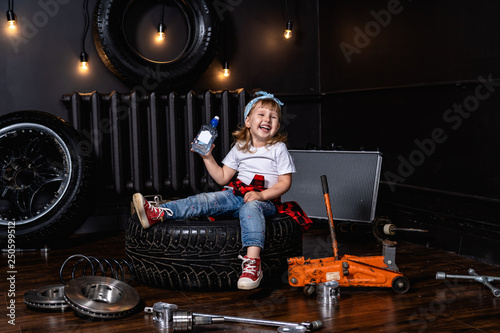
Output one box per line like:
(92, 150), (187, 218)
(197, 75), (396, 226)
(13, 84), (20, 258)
(145, 302), (322, 331)
(436, 268), (500, 297)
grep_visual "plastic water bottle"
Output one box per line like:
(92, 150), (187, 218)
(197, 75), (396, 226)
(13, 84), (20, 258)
(191, 116), (219, 155)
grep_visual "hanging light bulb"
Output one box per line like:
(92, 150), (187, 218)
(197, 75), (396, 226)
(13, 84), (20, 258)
(79, 0), (90, 72)
(156, 1), (166, 42)
(6, 10), (15, 29)
(223, 61), (230, 77)
(284, 20), (293, 39)
(80, 51), (88, 70)
(157, 22), (166, 42)
(7, 0), (16, 30)
(283, 0), (293, 39)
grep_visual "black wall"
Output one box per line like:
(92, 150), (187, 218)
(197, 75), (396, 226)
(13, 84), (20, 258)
(317, 0), (500, 263)
(0, 0), (322, 147)
(1, 0), (499, 262)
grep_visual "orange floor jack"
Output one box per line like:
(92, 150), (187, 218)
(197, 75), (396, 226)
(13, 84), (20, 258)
(288, 175), (410, 294)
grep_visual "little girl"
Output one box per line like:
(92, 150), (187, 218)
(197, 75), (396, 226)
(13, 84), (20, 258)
(133, 91), (311, 290)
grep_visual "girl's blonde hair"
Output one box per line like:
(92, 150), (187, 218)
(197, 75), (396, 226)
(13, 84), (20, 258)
(232, 99), (288, 152)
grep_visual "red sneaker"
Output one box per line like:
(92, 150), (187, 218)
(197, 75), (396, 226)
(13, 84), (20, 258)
(237, 255), (263, 290)
(133, 193), (173, 229)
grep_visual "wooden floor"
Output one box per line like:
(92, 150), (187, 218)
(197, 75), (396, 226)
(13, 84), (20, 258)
(3, 222), (500, 333)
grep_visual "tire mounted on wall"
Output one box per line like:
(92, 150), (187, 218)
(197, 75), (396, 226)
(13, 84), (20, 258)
(0, 111), (94, 248)
(125, 213), (303, 290)
(93, 0), (220, 92)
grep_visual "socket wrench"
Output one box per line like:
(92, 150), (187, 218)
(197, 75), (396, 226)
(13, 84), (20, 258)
(145, 302), (322, 331)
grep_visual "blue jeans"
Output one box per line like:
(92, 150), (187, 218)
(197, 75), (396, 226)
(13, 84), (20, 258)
(159, 191), (277, 249)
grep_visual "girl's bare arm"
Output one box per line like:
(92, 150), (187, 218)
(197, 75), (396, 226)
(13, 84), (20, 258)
(197, 146), (236, 185)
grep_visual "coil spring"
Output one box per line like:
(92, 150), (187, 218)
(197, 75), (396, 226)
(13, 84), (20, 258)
(59, 254), (134, 285)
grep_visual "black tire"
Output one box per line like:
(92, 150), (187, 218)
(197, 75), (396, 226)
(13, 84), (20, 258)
(125, 213), (303, 290)
(93, 0), (220, 92)
(0, 111), (94, 248)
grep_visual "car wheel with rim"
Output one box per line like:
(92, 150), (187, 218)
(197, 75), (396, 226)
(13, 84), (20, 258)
(0, 111), (94, 248)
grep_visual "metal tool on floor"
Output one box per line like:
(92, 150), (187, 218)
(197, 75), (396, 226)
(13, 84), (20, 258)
(24, 284), (70, 311)
(436, 268), (500, 297)
(63, 276), (141, 318)
(288, 175), (410, 294)
(59, 254), (135, 284)
(144, 302), (322, 332)
(316, 280), (340, 304)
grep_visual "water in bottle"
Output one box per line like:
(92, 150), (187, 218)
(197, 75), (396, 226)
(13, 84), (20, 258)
(191, 116), (219, 155)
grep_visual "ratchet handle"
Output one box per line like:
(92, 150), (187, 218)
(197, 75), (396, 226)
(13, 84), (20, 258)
(321, 175), (329, 194)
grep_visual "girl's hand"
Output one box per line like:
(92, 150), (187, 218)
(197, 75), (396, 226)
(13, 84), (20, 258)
(202, 144), (216, 158)
(191, 144), (215, 158)
(244, 191), (264, 202)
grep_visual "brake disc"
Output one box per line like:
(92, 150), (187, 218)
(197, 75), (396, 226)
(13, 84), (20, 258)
(63, 276), (140, 319)
(24, 284), (70, 310)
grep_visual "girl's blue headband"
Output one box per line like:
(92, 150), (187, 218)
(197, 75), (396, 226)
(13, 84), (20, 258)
(243, 91), (284, 119)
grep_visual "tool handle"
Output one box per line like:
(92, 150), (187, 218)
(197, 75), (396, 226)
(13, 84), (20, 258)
(321, 175), (329, 194)
(320, 175), (339, 260)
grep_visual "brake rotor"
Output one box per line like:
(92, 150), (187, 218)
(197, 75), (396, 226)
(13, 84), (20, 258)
(63, 276), (140, 319)
(24, 284), (70, 310)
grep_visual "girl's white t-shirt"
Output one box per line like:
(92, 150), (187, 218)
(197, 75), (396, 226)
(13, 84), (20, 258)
(222, 142), (296, 188)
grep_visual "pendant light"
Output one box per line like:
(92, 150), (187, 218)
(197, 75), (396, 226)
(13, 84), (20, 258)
(79, 0), (90, 70)
(223, 61), (230, 77)
(80, 52), (88, 70)
(6, 0), (16, 30)
(157, 1), (166, 42)
(284, 20), (293, 39)
(157, 22), (166, 41)
(284, 0), (293, 39)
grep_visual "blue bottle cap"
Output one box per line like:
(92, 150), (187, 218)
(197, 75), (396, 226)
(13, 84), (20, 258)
(211, 116), (219, 127)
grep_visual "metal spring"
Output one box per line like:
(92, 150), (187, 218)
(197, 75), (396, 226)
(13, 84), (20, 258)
(59, 254), (134, 285)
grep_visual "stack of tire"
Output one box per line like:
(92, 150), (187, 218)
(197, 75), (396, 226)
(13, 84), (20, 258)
(125, 214), (303, 290)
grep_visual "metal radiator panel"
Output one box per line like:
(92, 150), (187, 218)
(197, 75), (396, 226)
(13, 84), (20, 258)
(282, 150), (382, 223)
(62, 89), (248, 195)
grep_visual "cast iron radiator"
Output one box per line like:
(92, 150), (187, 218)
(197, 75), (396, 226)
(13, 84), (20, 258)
(61, 89), (250, 196)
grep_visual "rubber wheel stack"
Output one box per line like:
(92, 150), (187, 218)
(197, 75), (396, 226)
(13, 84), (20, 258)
(125, 214), (303, 290)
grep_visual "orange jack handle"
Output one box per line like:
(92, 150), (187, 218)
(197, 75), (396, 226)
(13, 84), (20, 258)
(321, 175), (339, 260)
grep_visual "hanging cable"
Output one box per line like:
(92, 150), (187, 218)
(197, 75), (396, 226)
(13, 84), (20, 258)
(80, 0), (90, 70)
